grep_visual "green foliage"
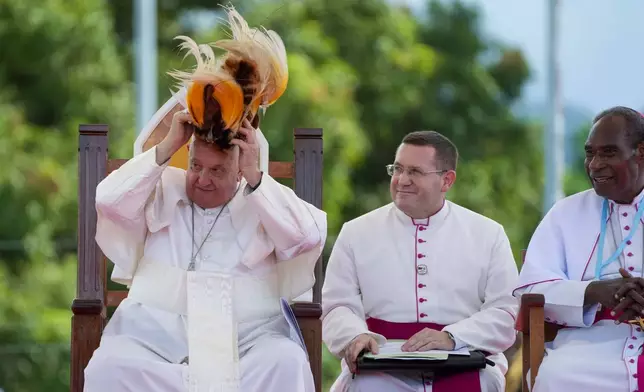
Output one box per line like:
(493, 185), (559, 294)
(0, 256), (75, 391)
(0, 0), (133, 389)
(322, 346), (341, 391)
(0, 0), (134, 268)
(564, 122), (593, 196)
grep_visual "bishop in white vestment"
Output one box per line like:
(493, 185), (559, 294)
(322, 131), (519, 392)
(514, 106), (644, 392)
(83, 11), (327, 391)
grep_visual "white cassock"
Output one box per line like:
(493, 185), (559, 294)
(514, 188), (644, 392)
(83, 143), (327, 391)
(322, 201), (519, 392)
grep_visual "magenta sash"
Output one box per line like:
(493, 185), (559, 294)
(366, 317), (482, 392)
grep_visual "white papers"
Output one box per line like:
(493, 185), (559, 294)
(363, 340), (470, 361)
(280, 298), (309, 360)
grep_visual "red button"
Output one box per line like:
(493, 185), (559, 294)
(417, 254), (425, 258)
(419, 298), (427, 303)
(418, 284), (426, 288)
(419, 226), (426, 231)
(633, 336), (638, 340)
(637, 328), (642, 332)
(629, 267), (635, 271)
(634, 373), (638, 379)
(420, 313), (427, 318)
(624, 212), (628, 216)
(628, 253), (634, 257)
(628, 240), (633, 245)
(631, 359), (636, 363)
(418, 239), (426, 243)
(625, 226), (631, 230)
(629, 345), (635, 349)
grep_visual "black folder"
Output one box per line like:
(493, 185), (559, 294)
(355, 350), (493, 379)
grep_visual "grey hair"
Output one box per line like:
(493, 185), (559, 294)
(593, 106), (644, 147)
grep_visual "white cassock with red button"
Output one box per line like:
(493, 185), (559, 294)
(321, 201), (519, 391)
(515, 188), (644, 392)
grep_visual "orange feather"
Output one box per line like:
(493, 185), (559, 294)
(168, 6), (288, 142)
(186, 83), (206, 127)
(186, 79), (244, 131)
(211, 79), (245, 130)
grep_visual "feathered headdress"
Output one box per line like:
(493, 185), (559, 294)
(167, 6), (288, 149)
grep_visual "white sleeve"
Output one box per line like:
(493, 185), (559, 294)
(244, 174), (326, 261)
(514, 206), (599, 328)
(321, 225), (386, 357)
(442, 225), (519, 354)
(95, 146), (168, 281)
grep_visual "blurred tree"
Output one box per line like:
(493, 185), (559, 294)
(0, 256), (76, 392)
(412, 1), (543, 257)
(564, 122), (593, 196)
(0, 0), (133, 389)
(0, 0), (134, 267)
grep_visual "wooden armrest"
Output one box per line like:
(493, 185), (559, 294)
(291, 301), (322, 318)
(71, 299), (105, 392)
(520, 293), (545, 392)
(291, 302), (322, 392)
(520, 293), (545, 329)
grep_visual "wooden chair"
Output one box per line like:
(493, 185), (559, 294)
(70, 124), (325, 392)
(517, 250), (561, 392)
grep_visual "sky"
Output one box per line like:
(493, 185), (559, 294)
(404, 0), (644, 114)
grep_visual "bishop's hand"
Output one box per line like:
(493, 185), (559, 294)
(585, 274), (644, 310)
(343, 334), (379, 374)
(401, 328), (455, 352)
(231, 119), (262, 188)
(610, 268), (644, 323)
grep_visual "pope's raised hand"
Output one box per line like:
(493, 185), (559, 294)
(156, 109), (194, 165)
(230, 119), (262, 187)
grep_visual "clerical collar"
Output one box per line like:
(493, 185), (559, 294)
(392, 200), (450, 227)
(195, 204), (226, 216)
(608, 186), (644, 209)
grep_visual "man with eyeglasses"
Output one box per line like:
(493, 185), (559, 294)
(514, 107), (644, 392)
(321, 130), (519, 391)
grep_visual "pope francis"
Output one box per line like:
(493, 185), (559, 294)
(82, 7), (327, 392)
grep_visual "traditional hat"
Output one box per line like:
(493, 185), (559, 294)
(133, 5), (286, 172)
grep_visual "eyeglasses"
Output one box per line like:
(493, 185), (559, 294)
(386, 164), (446, 179)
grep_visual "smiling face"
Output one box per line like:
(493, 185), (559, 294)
(389, 143), (456, 219)
(185, 138), (241, 209)
(584, 115), (644, 203)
